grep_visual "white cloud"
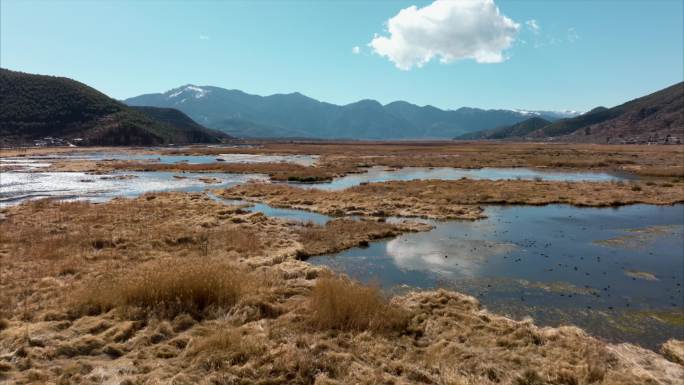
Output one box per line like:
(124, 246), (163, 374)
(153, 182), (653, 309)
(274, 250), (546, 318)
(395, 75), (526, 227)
(567, 27), (579, 43)
(199, 35), (210, 40)
(369, 0), (519, 70)
(352, 46), (361, 54)
(525, 19), (540, 34)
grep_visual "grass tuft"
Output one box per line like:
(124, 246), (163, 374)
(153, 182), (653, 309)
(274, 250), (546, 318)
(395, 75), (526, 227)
(74, 258), (247, 319)
(309, 274), (409, 333)
(190, 328), (266, 369)
(295, 219), (403, 258)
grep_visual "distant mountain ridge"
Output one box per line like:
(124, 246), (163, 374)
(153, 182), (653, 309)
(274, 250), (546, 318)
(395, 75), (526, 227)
(458, 117), (551, 140)
(458, 82), (683, 144)
(0, 69), (228, 146)
(124, 85), (579, 139)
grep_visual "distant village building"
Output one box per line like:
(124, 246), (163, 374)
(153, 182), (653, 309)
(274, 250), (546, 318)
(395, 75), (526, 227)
(33, 136), (70, 147)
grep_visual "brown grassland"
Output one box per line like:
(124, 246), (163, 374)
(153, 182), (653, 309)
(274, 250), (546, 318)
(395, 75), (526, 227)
(19, 142), (684, 181)
(102, 161), (350, 182)
(0, 192), (682, 384)
(1, 142), (684, 384)
(162, 141), (684, 178)
(221, 178), (684, 220)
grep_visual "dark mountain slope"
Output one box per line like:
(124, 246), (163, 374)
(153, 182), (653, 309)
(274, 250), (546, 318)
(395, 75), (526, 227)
(530, 106), (623, 138)
(457, 117), (551, 140)
(557, 82), (684, 143)
(129, 106), (230, 143)
(213, 118), (305, 138)
(458, 82), (683, 143)
(0, 69), (226, 146)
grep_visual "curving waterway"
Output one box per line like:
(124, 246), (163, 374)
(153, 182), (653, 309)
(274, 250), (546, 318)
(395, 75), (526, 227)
(1, 151), (680, 348)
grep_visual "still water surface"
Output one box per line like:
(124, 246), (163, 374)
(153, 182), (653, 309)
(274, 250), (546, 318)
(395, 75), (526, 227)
(292, 166), (630, 190)
(309, 204), (684, 348)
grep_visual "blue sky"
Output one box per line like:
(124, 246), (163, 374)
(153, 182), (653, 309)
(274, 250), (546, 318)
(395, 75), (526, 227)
(1, 0), (682, 111)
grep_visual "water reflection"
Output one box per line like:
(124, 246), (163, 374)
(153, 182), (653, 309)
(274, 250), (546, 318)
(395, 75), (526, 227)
(295, 166), (630, 190)
(0, 151), (317, 206)
(104, 153), (318, 166)
(0, 171), (267, 206)
(0, 152), (319, 171)
(386, 236), (517, 277)
(311, 204), (684, 347)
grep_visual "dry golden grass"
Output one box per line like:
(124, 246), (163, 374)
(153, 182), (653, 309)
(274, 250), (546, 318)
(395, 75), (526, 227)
(0, 192), (427, 323)
(103, 160), (348, 182)
(309, 274), (409, 332)
(0, 146), (152, 157)
(349, 178), (684, 207)
(189, 328), (267, 368)
(1, 196), (418, 314)
(74, 258), (248, 319)
(0, 193), (291, 322)
(32, 143), (684, 186)
(294, 218), (423, 258)
(0, 191), (681, 384)
(0, 195), (263, 262)
(661, 339), (684, 365)
(223, 178), (684, 220)
(633, 165), (684, 178)
(163, 141), (684, 177)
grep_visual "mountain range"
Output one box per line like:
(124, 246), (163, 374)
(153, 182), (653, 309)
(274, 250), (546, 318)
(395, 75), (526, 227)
(124, 86), (579, 139)
(3, 68), (679, 145)
(0, 69), (229, 146)
(458, 82), (683, 143)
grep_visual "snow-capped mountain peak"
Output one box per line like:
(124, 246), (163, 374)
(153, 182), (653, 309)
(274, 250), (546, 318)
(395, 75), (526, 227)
(166, 85), (210, 100)
(510, 109), (582, 119)
(511, 109), (541, 116)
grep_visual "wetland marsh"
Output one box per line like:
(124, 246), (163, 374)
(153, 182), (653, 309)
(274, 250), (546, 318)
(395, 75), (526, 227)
(1, 143), (683, 384)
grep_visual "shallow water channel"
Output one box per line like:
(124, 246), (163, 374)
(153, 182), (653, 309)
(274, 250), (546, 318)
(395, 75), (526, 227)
(0, 171), (268, 206)
(1, 153), (631, 205)
(0, 152), (318, 205)
(1, 152), (680, 347)
(0, 151), (319, 167)
(289, 165), (630, 190)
